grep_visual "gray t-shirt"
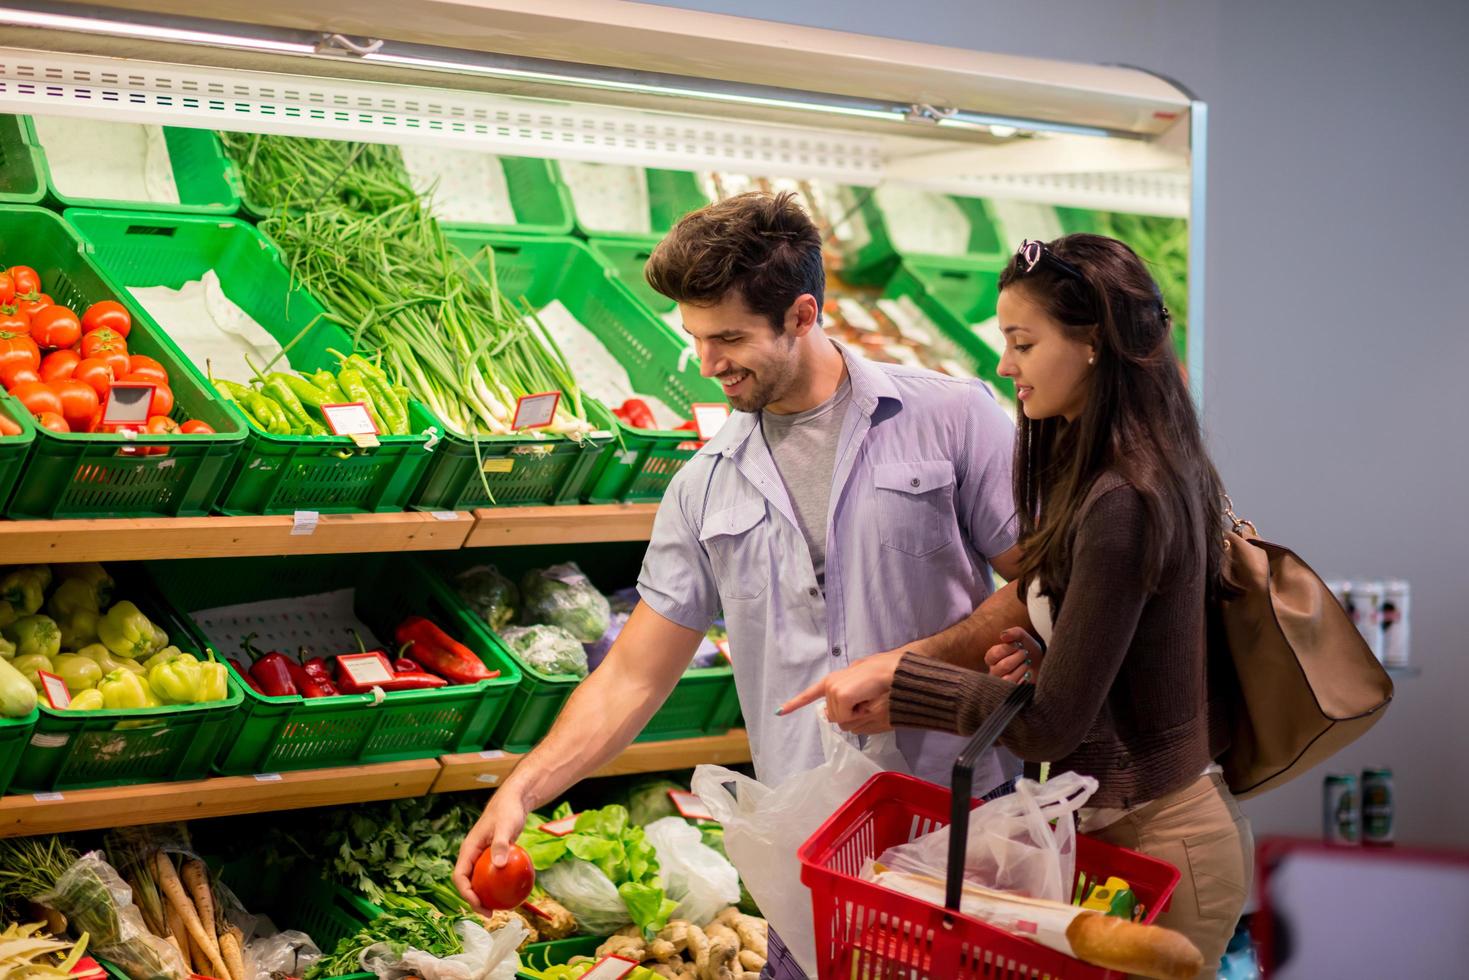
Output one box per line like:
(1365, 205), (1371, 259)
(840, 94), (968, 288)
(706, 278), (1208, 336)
(760, 376), (852, 588)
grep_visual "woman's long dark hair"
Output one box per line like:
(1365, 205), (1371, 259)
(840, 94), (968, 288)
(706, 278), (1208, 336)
(1001, 234), (1226, 604)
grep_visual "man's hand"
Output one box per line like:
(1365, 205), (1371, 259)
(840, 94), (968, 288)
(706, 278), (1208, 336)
(983, 627), (1044, 684)
(453, 782), (531, 915)
(779, 650), (904, 734)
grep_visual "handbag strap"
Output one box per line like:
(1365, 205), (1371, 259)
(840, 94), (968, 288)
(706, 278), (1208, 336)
(1222, 493), (1257, 538)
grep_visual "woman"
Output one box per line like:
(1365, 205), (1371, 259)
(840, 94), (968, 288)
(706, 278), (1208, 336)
(782, 234), (1252, 977)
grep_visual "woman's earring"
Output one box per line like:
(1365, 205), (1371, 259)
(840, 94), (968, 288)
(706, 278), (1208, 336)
(1088, 355), (1096, 365)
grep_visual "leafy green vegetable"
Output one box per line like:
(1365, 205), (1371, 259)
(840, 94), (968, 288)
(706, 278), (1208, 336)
(622, 778), (683, 827)
(311, 797), (477, 914)
(501, 624), (589, 678)
(454, 564), (519, 632)
(305, 898), (472, 980)
(519, 564), (611, 643)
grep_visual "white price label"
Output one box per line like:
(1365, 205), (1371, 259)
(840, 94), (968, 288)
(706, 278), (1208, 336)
(691, 403), (731, 441)
(668, 790), (715, 821)
(253, 772), (283, 782)
(322, 402), (380, 436)
(538, 813), (581, 837)
(37, 671), (71, 710)
(338, 652), (394, 686)
(291, 510), (320, 535)
(476, 773), (501, 785)
(479, 750), (507, 761)
(431, 510), (460, 522)
(511, 391), (561, 430)
(580, 956), (639, 980)
(33, 792), (64, 802)
(101, 381), (156, 426)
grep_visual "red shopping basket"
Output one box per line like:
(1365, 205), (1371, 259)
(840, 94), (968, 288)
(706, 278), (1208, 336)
(797, 685), (1182, 979)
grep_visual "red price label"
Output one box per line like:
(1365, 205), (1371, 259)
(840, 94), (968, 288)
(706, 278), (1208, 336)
(521, 900), (550, 920)
(668, 790), (715, 821)
(102, 381), (157, 426)
(580, 957), (640, 980)
(37, 671), (71, 710)
(538, 813), (581, 837)
(337, 652), (394, 687)
(691, 403), (731, 441)
(321, 402), (380, 436)
(512, 391), (561, 430)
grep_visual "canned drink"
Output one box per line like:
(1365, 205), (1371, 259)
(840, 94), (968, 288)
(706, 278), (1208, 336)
(1324, 774), (1360, 845)
(1380, 580), (1411, 667)
(1348, 581), (1385, 662)
(1362, 768), (1394, 846)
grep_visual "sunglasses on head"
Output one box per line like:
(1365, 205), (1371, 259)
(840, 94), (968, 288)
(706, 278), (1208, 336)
(1016, 239), (1085, 282)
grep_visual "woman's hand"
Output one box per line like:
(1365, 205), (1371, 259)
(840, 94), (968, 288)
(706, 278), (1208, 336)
(983, 627), (1044, 684)
(778, 650), (904, 734)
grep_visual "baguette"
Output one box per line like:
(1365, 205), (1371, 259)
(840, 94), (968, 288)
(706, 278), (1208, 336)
(1065, 911), (1204, 980)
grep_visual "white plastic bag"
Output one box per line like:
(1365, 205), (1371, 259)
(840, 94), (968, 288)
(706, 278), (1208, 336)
(538, 858), (634, 935)
(38, 851), (190, 980)
(245, 930), (321, 980)
(644, 817), (741, 926)
(878, 772), (1099, 903)
(361, 917), (525, 980)
(691, 707), (907, 977)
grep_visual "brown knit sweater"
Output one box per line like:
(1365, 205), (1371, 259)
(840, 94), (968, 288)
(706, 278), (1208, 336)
(889, 473), (1230, 809)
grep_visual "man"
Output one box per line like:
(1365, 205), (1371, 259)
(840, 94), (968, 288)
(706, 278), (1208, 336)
(454, 192), (1026, 968)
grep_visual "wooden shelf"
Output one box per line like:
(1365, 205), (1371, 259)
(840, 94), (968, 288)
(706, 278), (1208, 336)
(0, 510), (474, 562)
(0, 731), (750, 837)
(433, 730), (751, 794)
(465, 504), (658, 548)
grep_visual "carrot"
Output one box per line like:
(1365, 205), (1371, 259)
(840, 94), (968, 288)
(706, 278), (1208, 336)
(155, 851), (231, 980)
(220, 929), (246, 980)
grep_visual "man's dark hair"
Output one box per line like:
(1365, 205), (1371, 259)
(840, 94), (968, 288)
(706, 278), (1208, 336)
(645, 191), (824, 333)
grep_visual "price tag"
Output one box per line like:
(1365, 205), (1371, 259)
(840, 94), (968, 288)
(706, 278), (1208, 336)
(691, 403), (731, 441)
(521, 899), (551, 920)
(337, 652), (394, 687)
(322, 402), (381, 448)
(431, 510), (460, 521)
(538, 813), (581, 837)
(253, 772), (283, 782)
(290, 510), (320, 535)
(482, 458), (515, 474)
(37, 671), (71, 710)
(512, 391), (561, 430)
(101, 381), (157, 426)
(479, 749), (507, 761)
(33, 791), (64, 802)
(668, 790), (715, 821)
(580, 956), (640, 980)
(476, 773), (500, 785)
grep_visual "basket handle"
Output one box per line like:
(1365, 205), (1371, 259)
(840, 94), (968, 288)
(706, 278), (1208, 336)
(945, 682), (1035, 916)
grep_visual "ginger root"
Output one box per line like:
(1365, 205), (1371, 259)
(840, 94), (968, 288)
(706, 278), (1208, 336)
(738, 949), (766, 972)
(596, 933), (648, 963)
(658, 920), (693, 955)
(715, 907), (768, 960)
(521, 893), (577, 940)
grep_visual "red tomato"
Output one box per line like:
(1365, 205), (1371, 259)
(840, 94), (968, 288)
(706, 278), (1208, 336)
(0, 336), (40, 376)
(148, 383), (174, 418)
(0, 410), (19, 436)
(30, 306), (82, 350)
(54, 379), (100, 431)
(179, 419), (214, 435)
(0, 311), (29, 340)
(73, 357), (115, 398)
(0, 273), (14, 307)
(122, 364), (168, 386)
(471, 845), (535, 911)
(0, 363), (40, 390)
(80, 328), (126, 359)
(81, 300), (131, 338)
(38, 349), (81, 383)
(7, 266), (40, 297)
(145, 414), (179, 435)
(10, 381), (61, 417)
(17, 294), (52, 317)
(33, 411), (68, 434)
(95, 348), (130, 378)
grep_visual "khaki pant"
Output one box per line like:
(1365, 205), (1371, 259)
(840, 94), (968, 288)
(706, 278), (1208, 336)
(1089, 771), (1254, 980)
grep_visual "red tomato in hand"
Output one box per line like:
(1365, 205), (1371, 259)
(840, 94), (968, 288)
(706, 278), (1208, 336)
(11, 381), (61, 418)
(0, 336), (40, 377)
(7, 266), (40, 297)
(0, 273), (14, 307)
(38, 349), (81, 383)
(80, 329), (126, 360)
(17, 294), (52, 317)
(73, 357), (115, 398)
(179, 419), (214, 434)
(471, 844), (535, 910)
(34, 411), (68, 434)
(124, 355), (168, 385)
(0, 363), (40, 390)
(54, 379), (100, 431)
(81, 300), (131, 338)
(30, 306), (82, 350)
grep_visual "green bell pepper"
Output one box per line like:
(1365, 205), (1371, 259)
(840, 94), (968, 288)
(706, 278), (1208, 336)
(0, 567), (47, 617)
(0, 635), (14, 660)
(98, 601), (157, 659)
(66, 689), (105, 711)
(148, 654), (202, 704)
(78, 643), (144, 676)
(3, 615), (61, 661)
(196, 660), (229, 703)
(53, 653), (104, 694)
(98, 669), (152, 710)
(58, 609), (101, 650)
(47, 576), (106, 619)
(11, 653), (52, 689)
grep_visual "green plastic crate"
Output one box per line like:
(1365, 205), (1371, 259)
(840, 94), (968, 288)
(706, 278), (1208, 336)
(843, 187), (1007, 284)
(11, 567), (244, 791)
(569, 166), (710, 245)
(0, 114), (45, 204)
(881, 258), (1010, 391)
(149, 552), (522, 775)
(435, 233), (722, 505)
(66, 208), (437, 515)
(429, 543), (739, 753)
(0, 706), (37, 796)
(0, 391), (36, 511)
(588, 239), (677, 320)
(0, 205), (247, 519)
(26, 116), (240, 214)
(517, 936), (605, 977)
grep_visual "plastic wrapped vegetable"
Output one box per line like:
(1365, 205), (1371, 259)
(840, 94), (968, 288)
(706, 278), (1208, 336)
(624, 778), (684, 827)
(38, 851), (189, 980)
(501, 625), (588, 678)
(454, 564), (519, 632)
(519, 564), (611, 643)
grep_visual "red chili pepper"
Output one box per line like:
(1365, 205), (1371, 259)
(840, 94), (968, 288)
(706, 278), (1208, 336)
(303, 655), (336, 682)
(394, 656), (422, 674)
(334, 651), (448, 694)
(242, 634), (297, 697)
(617, 398), (658, 430)
(228, 657), (263, 694)
(675, 419), (698, 432)
(286, 660), (337, 698)
(393, 616), (499, 685)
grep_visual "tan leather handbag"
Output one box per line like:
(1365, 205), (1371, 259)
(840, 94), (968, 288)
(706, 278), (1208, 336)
(1212, 498), (1394, 799)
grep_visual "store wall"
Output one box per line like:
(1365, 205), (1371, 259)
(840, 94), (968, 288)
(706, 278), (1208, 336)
(649, 0), (1469, 846)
